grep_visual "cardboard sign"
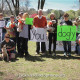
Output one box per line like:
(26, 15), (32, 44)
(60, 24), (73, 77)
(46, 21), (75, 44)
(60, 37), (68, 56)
(25, 18), (33, 25)
(30, 27), (47, 42)
(0, 21), (5, 28)
(57, 25), (76, 41)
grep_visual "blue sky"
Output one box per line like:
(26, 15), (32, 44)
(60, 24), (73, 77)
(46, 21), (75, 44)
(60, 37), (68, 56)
(29, 0), (79, 11)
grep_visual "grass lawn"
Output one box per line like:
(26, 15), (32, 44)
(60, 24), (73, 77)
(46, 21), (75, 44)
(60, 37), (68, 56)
(0, 41), (80, 80)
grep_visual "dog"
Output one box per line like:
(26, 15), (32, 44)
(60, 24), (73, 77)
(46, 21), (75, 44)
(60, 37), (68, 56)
(1, 45), (9, 61)
(17, 20), (24, 32)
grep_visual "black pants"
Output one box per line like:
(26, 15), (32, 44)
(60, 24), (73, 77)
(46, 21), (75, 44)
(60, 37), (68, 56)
(75, 33), (80, 54)
(16, 32), (22, 54)
(63, 41), (71, 53)
(20, 37), (28, 56)
(48, 33), (57, 52)
(36, 42), (46, 53)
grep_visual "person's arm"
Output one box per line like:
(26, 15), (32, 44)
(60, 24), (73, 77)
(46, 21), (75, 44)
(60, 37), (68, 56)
(5, 22), (11, 29)
(7, 47), (15, 51)
(7, 40), (15, 51)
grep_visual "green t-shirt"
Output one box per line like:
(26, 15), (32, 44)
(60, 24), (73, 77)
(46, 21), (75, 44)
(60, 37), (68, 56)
(77, 25), (80, 33)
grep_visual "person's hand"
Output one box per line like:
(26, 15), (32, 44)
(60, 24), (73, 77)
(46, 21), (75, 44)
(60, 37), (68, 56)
(31, 25), (33, 29)
(7, 49), (11, 51)
(49, 29), (52, 32)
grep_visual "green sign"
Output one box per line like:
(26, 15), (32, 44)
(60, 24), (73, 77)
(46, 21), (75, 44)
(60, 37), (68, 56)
(57, 25), (76, 41)
(25, 18), (33, 25)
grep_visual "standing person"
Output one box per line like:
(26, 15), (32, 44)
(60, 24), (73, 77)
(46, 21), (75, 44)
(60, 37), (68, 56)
(0, 13), (6, 53)
(0, 13), (6, 40)
(16, 12), (23, 56)
(60, 13), (72, 57)
(19, 12), (29, 58)
(74, 17), (80, 55)
(47, 13), (58, 56)
(6, 15), (17, 44)
(33, 9), (47, 55)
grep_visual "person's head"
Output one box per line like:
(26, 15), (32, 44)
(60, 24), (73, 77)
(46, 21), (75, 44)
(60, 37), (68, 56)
(38, 9), (43, 16)
(22, 12), (29, 20)
(0, 13), (3, 20)
(4, 33), (10, 42)
(63, 13), (69, 21)
(10, 15), (15, 22)
(19, 12), (23, 18)
(50, 13), (55, 20)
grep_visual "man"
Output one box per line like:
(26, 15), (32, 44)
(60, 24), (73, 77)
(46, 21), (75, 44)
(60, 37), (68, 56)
(0, 13), (6, 53)
(1, 33), (16, 61)
(60, 13), (72, 57)
(33, 9), (47, 55)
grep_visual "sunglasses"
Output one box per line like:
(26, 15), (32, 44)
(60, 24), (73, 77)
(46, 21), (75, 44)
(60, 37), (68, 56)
(5, 36), (10, 38)
(64, 16), (69, 17)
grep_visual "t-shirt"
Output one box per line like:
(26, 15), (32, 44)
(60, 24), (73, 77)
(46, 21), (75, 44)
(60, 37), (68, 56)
(60, 20), (72, 26)
(6, 21), (17, 38)
(1, 39), (15, 51)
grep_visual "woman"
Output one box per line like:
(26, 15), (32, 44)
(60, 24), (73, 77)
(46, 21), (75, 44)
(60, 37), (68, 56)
(47, 13), (58, 56)
(18, 12), (29, 58)
(6, 15), (17, 44)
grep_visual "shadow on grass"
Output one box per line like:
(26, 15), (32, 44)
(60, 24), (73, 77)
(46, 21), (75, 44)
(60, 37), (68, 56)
(25, 54), (45, 62)
(39, 51), (80, 60)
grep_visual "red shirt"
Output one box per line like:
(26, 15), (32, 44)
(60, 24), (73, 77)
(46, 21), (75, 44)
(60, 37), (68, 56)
(33, 16), (47, 28)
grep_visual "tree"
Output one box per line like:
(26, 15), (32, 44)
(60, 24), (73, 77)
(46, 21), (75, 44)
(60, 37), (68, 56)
(66, 10), (75, 19)
(5, 0), (19, 16)
(38, 0), (45, 10)
(75, 10), (80, 17)
(5, 0), (29, 16)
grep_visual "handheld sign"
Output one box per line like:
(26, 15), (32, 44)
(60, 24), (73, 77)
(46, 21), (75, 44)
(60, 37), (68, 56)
(30, 27), (47, 42)
(25, 18), (33, 25)
(57, 25), (76, 41)
(0, 21), (5, 28)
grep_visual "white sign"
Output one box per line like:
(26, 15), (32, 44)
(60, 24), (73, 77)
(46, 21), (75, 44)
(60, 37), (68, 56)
(30, 27), (47, 42)
(0, 29), (2, 42)
(0, 21), (5, 28)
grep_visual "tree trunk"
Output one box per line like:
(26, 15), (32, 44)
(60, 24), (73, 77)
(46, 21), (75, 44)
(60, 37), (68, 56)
(5, 0), (14, 15)
(41, 0), (45, 9)
(38, 0), (40, 10)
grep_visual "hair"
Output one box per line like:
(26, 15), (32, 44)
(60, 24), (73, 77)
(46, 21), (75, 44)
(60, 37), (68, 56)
(22, 12), (29, 19)
(10, 15), (14, 18)
(63, 13), (69, 17)
(50, 13), (55, 19)
(5, 33), (10, 37)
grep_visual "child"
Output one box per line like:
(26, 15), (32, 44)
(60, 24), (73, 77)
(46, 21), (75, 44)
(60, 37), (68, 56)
(1, 33), (16, 61)
(18, 12), (29, 58)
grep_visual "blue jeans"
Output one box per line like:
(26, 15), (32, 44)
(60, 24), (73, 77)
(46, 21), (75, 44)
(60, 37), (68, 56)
(63, 41), (71, 53)
(2, 32), (6, 40)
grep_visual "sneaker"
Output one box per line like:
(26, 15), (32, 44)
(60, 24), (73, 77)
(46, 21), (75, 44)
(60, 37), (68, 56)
(64, 52), (67, 56)
(67, 53), (71, 57)
(52, 52), (56, 56)
(35, 52), (39, 55)
(42, 52), (46, 55)
(49, 51), (52, 55)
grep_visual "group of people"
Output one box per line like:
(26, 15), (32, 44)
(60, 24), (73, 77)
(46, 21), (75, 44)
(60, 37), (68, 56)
(0, 9), (80, 61)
